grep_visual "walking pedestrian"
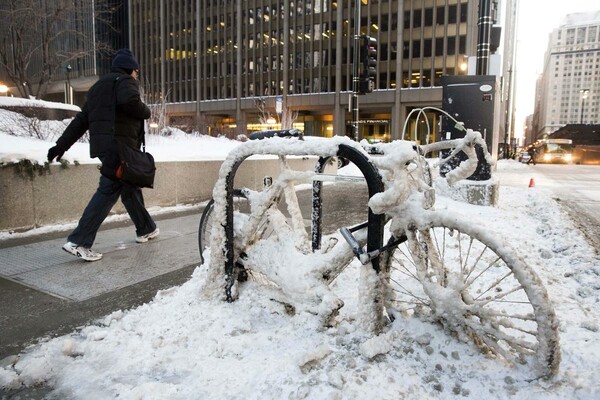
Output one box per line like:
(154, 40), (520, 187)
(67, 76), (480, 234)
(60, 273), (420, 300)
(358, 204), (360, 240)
(47, 49), (159, 261)
(527, 147), (537, 165)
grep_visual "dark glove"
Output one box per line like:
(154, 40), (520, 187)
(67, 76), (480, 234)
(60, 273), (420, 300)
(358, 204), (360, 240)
(47, 146), (65, 163)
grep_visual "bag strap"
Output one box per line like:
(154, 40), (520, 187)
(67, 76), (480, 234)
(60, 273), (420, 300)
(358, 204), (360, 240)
(111, 75), (147, 154)
(141, 127), (146, 153)
(111, 76), (120, 139)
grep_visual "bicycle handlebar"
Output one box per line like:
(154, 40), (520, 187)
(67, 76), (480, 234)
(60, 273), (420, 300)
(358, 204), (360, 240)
(365, 129), (493, 185)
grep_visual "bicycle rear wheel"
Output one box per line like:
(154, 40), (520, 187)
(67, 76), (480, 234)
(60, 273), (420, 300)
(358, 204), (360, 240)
(198, 189), (250, 264)
(381, 213), (560, 377)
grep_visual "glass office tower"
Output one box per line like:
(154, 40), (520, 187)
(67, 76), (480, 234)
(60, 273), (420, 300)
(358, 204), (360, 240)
(130, 0), (483, 141)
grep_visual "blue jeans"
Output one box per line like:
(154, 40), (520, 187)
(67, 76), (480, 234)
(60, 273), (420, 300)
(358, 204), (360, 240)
(68, 174), (156, 248)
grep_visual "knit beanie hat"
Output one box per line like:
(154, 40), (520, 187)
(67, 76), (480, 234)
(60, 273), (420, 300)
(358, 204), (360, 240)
(111, 49), (140, 70)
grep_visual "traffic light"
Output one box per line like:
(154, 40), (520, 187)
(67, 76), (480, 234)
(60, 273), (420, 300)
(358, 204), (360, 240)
(359, 35), (377, 94)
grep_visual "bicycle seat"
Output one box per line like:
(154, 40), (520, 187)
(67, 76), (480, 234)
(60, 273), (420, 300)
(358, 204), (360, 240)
(248, 129), (304, 140)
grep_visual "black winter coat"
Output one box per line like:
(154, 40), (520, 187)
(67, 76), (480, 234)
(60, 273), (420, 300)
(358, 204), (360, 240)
(55, 68), (151, 158)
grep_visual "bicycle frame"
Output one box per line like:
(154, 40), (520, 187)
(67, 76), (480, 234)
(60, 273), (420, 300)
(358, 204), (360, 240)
(208, 131), (490, 299)
(208, 136), (385, 302)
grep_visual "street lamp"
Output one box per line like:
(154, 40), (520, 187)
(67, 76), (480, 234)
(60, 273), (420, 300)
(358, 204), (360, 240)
(580, 88), (589, 124)
(65, 64), (73, 104)
(0, 83), (8, 96)
(459, 55), (469, 74)
(149, 121), (159, 134)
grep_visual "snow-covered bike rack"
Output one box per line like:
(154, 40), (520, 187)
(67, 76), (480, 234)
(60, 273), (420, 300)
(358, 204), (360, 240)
(214, 131), (385, 302)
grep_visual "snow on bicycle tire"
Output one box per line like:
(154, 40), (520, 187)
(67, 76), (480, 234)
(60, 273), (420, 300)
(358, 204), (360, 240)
(198, 189), (283, 287)
(381, 211), (560, 378)
(198, 190), (253, 264)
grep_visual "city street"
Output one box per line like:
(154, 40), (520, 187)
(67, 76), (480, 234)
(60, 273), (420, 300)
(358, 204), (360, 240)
(497, 163), (600, 252)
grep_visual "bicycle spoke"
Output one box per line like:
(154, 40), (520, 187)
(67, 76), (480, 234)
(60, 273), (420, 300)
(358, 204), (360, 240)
(485, 328), (537, 354)
(391, 300), (422, 307)
(478, 332), (515, 362)
(464, 255), (502, 290)
(391, 290), (429, 305)
(462, 237), (474, 277)
(487, 299), (532, 304)
(431, 227), (445, 269)
(463, 315), (537, 352)
(432, 227), (448, 283)
(464, 245), (489, 281)
(457, 231), (464, 275)
(390, 263), (420, 281)
(475, 308), (536, 321)
(475, 282), (523, 303)
(393, 251), (419, 272)
(389, 276), (429, 303)
(422, 231), (444, 280)
(401, 242), (429, 280)
(482, 316), (538, 337)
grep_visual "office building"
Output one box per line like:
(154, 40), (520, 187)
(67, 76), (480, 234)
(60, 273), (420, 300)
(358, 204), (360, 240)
(533, 10), (600, 138)
(130, 0), (504, 142)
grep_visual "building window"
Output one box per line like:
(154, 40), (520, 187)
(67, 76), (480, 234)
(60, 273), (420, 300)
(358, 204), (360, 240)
(435, 38), (444, 56)
(413, 9), (422, 28)
(436, 6), (445, 24)
(447, 36), (456, 55)
(448, 5), (457, 24)
(424, 39), (432, 57)
(412, 40), (421, 58)
(460, 4), (467, 23)
(425, 8), (433, 26)
(577, 27), (585, 44)
(589, 26), (597, 42)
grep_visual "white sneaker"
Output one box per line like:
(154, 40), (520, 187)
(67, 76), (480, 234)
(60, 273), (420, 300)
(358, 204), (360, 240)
(62, 242), (103, 262)
(136, 228), (160, 243)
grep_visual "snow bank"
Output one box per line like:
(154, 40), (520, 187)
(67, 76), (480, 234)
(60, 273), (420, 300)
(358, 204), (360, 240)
(0, 160), (599, 399)
(0, 96), (81, 112)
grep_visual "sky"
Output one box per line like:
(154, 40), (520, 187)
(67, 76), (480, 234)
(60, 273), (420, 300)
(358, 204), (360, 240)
(1, 102), (600, 398)
(513, 1), (600, 138)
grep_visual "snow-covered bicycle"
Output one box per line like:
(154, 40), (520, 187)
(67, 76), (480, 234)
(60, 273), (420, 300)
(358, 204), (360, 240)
(199, 125), (560, 378)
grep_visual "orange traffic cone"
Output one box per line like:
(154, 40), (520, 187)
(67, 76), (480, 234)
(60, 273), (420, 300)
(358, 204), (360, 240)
(528, 178), (535, 188)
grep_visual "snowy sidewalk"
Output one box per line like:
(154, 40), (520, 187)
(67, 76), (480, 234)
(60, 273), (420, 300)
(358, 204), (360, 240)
(0, 213), (201, 301)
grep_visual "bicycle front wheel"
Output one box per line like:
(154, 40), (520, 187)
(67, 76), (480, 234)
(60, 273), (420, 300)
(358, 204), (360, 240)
(382, 213), (560, 377)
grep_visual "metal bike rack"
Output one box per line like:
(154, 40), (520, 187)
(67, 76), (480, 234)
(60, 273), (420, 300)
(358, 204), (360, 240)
(220, 139), (385, 301)
(311, 144), (385, 271)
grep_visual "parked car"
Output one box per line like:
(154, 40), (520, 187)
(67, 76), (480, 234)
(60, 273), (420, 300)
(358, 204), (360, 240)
(519, 151), (531, 163)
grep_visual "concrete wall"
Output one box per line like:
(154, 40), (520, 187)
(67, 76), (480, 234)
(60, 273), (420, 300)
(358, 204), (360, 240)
(0, 157), (334, 232)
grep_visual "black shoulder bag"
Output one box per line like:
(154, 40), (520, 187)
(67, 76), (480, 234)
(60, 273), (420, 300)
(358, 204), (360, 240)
(100, 77), (156, 188)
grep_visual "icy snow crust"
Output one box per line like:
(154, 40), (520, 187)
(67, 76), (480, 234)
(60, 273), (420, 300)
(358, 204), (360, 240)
(1, 131), (599, 398)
